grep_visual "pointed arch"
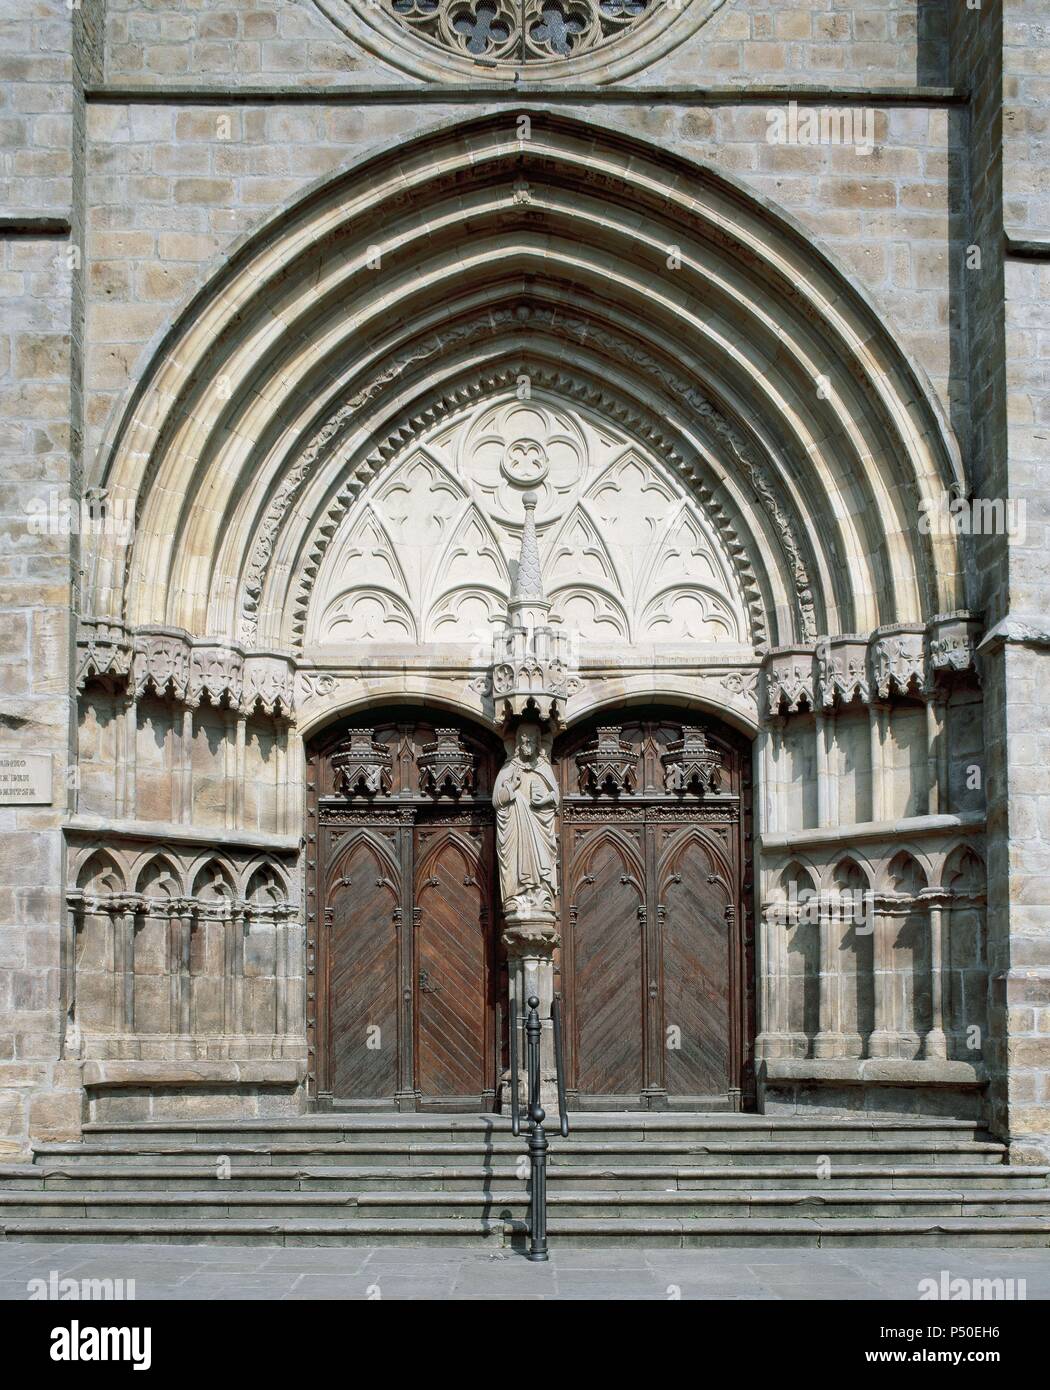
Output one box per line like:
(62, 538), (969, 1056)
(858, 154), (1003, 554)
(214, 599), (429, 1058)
(82, 111), (965, 662)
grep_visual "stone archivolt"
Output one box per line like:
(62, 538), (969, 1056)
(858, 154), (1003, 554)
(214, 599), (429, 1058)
(86, 114), (966, 670)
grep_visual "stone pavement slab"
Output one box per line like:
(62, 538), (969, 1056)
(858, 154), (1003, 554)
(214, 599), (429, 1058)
(0, 1242), (1047, 1300)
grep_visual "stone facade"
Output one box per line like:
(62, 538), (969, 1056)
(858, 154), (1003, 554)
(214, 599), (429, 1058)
(1, 0), (1048, 1161)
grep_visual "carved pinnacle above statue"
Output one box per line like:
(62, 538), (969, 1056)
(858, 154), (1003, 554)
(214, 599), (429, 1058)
(487, 492), (579, 731)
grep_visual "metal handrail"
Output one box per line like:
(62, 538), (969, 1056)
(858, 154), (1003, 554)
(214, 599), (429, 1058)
(552, 992), (569, 1139)
(512, 992), (571, 1259)
(509, 996), (520, 1138)
(524, 995), (548, 1261)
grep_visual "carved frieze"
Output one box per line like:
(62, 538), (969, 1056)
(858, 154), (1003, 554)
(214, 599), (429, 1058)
(417, 728), (477, 797)
(575, 726), (638, 795)
(661, 726), (723, 794)
(331, 730), (394, 796)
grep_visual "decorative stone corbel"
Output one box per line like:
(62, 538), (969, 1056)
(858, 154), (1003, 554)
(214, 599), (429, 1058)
(869, 623), (926, 700)
(189, 643), (244, 710)
(763, 645), (816, 716)
(132, 628), (193, 704)
(240, 653), (296, 721)
(814, 635), (870, 709)
(75, 618), (133, 693)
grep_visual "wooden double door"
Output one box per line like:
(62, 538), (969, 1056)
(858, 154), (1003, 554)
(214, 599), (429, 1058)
(556, 714), (752, 1110)
(308, 714), (502, 1111)
(307, 708), (752, 1112)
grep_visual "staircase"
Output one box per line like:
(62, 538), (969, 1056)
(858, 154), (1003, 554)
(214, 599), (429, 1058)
(2, 1114), (1049, 1248)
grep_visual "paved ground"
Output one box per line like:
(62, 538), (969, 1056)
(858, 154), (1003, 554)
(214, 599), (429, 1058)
(0, 1242), (1048, 1300)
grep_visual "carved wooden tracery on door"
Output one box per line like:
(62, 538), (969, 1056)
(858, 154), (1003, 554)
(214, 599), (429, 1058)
(306, 711), (502, 1111)
(554, 711), (754, 1110)
(308, 705), (753, 1112)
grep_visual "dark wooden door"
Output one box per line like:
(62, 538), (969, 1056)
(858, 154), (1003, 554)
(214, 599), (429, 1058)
(327, 832), (400, 1101)
(414, 823), (493, 1103)
(556, 711), (753, 1111)
(308, 713), (500, 1112)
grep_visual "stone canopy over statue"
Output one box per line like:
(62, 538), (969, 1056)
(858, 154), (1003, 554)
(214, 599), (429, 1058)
(492, 722), (560, 920)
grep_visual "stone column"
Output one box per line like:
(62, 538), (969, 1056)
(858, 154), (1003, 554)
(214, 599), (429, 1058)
(503, 914), (560, 1114)
(924, 893), (951, 1061)
(815, 709), (832, 828)
(868, 701), (885, 822)
(868, 896), (900, 1058)
(813, 893), (846, 1058)
(925, 690), (950, 816)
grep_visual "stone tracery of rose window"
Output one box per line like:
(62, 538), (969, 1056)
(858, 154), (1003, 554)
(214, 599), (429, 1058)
(390, 0), (654, 63)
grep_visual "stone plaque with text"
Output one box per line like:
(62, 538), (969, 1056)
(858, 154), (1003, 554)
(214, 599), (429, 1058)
(0, 752), (53, 806)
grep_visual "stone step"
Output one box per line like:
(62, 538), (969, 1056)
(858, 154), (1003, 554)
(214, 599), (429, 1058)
(7, 1162), (1047, 1193)
(78, 1115), (988, 1147)
(3, 1188), (1049, 1222)
(2, 1215), (1049, 1248)
(32, 1140), (1008, 1168)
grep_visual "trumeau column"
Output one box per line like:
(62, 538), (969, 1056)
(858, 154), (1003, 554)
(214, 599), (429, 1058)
(488, 493), (574, 1116)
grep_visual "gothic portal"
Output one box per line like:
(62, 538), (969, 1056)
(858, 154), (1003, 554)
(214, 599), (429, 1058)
(6, 10), (1044, 1165)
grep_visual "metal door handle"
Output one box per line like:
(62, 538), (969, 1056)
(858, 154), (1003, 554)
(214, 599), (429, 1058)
(419, 970), (441, 994)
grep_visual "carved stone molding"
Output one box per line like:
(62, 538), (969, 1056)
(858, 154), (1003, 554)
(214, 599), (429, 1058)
(660, 725), (723, 794)
(575, 725), (639, 795)
(331, 730), (394, 797)
(417, 728), (477, 797)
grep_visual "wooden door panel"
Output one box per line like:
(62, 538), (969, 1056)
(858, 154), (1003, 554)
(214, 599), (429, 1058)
(328, 836), (400, 1100)
(571, 833), (644, 1098)
(415, 829), (491, 1101)
(662, 841), (732, 1098)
